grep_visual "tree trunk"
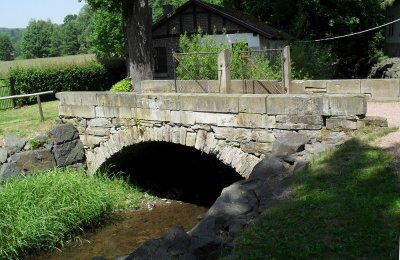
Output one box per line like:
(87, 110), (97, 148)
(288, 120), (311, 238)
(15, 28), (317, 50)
(122, 0), (153, 92)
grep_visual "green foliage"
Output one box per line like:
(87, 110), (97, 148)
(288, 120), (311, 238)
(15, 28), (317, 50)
(110, 77), (131, 92)
(177, 30), (281, 80)
(0, 168), (152, 259)
(9, 62), (108, 104)
(21, 20), (55, 59)
(291, 42), (336, 79)
(27, 138), (44, 150)
(230, 131), (400, 259)
(89, 9), (124, 58)
(0, 34), (14, 61)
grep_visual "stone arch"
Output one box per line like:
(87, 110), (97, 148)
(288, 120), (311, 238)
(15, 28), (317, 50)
(85, 124), (262, 178)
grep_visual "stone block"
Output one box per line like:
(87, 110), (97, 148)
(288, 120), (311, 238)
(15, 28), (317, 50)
(250, 130), (275, 143)
(86, 126), (110, 137)
(290, 81), (306, 94)
(4, 135), (27, 154)
(326, 117), (358, 131)
(80, 134), (108, 147)
(238, 95), (267, 114)
(186, 132), (196, 147)
(275, 115), (323, 130)
(133, 108), (171, 122)
(212, 127), (251, 142)
(357, 116), (388, 128)
(326, 79), (361, 94)
(59, 105), (96, 118)
(0, 162), (21, 181)
(170, 111), (196, 125)
(240, 142), (272, 155)
(179, 94), (239, 113)
(237, 113), (275, 128)
(267, 95), (324, 115)
(195, 130), (208, 151)
(295, 80), (327, 93)
(179, 127), (187, 145)
(361, 79), (400, 101)
(272, 132), (309, 156)
(136, 94), (179, 110)
(95, 106), (120, 118)
(323, 95), (366, 116)
(97, 92), (136, 107)
(56, 92), (99, 106)
(87, 118), (112, 128)
(193, 112), (237, 127)
(140, 80), (175, 93)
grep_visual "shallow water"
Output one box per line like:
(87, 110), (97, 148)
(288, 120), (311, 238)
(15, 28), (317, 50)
(26, 201), (207, 260)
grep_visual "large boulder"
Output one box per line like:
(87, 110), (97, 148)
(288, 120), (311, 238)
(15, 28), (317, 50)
(0, 148), (7, 164)
(9, 148), (56, 172)
(53, 139), (85, 167)
(272, 132), (309, 157)
(4, 135), (27, 155)
(49, 124), (79, 144)
(0, 162), (22, 181)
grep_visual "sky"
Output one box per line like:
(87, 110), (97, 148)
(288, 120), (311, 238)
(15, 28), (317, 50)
(0, 0), (86, 28)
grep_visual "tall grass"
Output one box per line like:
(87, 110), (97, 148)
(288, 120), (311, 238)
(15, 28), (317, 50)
(230, 129), (400, 259)
(0, 168), (153, 259)
(0, 54), (96, 78)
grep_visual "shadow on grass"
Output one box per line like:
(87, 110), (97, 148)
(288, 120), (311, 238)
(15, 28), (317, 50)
(232, 139), (400, 259)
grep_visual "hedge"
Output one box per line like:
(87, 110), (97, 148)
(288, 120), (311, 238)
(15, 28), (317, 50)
(8, 59), (126, 104)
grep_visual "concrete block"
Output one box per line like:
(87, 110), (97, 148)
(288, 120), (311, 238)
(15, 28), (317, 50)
(267, 95), (324, 115)
(56, 92), (99, 106)
(239, 94), (267, 114)
(59, 105), (96, 118)
(178, 94), (239, 113)
(97, 92), (137, 107)
(275, 115), (323, 130)
(361, 79), (400, 101)
(326, 117), (358, 131)
(326, 79), (361, 94)
(323, 95), (366, 116)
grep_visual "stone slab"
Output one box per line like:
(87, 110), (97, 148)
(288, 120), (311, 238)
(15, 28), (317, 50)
(275, 115), (323, 130)
(323, 95), (366, 116)
(178, 94), (239, 113)
(326, 79), (361, 94)
(97, 92), (137, 107)
(361, 79), (400, 101)
(136, 94), (179, 110)
(59, 105), (96, 118)
(326, 117), (358, 131)
(10, 148), (56, 172)
(56, 91), (99, 106)
(267, 95), (324, 115)
(238, 95), (267, 114)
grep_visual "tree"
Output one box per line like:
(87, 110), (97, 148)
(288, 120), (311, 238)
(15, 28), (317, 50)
(82, 0), (153, 88)
(89, 9), (124, 57)
(21, 20), (55, 58)
(0, 34), (14, 61)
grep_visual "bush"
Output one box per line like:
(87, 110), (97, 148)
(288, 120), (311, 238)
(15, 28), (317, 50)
(110, 77), (131, 92)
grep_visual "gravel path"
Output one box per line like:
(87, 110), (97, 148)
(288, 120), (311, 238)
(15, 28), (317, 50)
(368, 102), (400, 174)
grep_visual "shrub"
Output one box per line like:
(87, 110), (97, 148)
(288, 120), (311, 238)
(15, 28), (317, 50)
(110, 77), (131, 92)
(9, 62), (109, 104)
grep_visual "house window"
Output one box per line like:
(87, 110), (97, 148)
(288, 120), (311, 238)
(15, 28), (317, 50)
(154, 47), (168, 73)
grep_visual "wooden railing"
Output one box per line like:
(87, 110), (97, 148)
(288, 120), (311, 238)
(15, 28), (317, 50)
(0, 91), (54, 121)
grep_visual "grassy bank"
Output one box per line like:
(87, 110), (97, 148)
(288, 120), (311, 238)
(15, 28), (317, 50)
(0, 168), (154, 259)
(230, 128), (400, 259)
(0, 100), (59, 141)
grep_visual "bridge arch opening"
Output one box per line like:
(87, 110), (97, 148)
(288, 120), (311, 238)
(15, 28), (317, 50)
(101, 141), (244, 207)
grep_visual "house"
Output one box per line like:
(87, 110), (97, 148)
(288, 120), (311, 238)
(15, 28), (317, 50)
(385, 0), (400, 56)
(152, 0), (291, 79)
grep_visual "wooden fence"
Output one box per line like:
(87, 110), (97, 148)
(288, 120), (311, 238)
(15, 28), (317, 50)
(0, 78), (13, 110)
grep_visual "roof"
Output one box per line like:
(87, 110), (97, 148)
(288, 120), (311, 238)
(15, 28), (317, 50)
(152, 0), (291, 40)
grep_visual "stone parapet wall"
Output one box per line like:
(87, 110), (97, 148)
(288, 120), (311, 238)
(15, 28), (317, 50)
(56, 92), (369, 178)
(292, 79), (400, 101)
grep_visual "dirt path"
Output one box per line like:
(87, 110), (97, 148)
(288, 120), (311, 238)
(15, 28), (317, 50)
(367, 102), (400, 174)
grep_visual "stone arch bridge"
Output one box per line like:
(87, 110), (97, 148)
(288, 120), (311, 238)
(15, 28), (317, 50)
(56, 92), (366, 177)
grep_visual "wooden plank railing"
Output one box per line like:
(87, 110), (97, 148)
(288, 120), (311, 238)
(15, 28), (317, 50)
(0, 91), (54, 121)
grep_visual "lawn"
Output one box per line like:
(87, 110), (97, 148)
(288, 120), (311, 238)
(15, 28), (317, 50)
(0, 54), (96, 77)
(230, 127), (400, 259)
(0, 101), (59, 142)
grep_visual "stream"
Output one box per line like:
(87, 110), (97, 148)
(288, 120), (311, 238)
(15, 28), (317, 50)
(26, 200), (207, 260)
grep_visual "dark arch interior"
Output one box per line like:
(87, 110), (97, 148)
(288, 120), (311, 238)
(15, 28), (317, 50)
(102, 142), (244, 207)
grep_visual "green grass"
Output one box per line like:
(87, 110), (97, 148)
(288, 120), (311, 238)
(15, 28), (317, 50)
(0, 54), (96, 77)
(0, 100), (59, 141)
(230, 128), (400, 259)
(0, 168), (154, 259)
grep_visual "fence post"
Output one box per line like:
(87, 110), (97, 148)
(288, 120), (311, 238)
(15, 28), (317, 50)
(36, 95), (44, 122)
(10, 77), (16, 108)
(283, 46), (292, 94)
(218, 49), (231, 94)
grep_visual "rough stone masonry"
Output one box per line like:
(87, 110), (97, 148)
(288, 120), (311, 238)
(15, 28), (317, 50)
(56, 91), (378, 178)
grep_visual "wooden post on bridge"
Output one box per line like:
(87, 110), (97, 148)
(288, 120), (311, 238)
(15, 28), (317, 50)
(283, 46), (292, 94)
(218, 49), (231, 94)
